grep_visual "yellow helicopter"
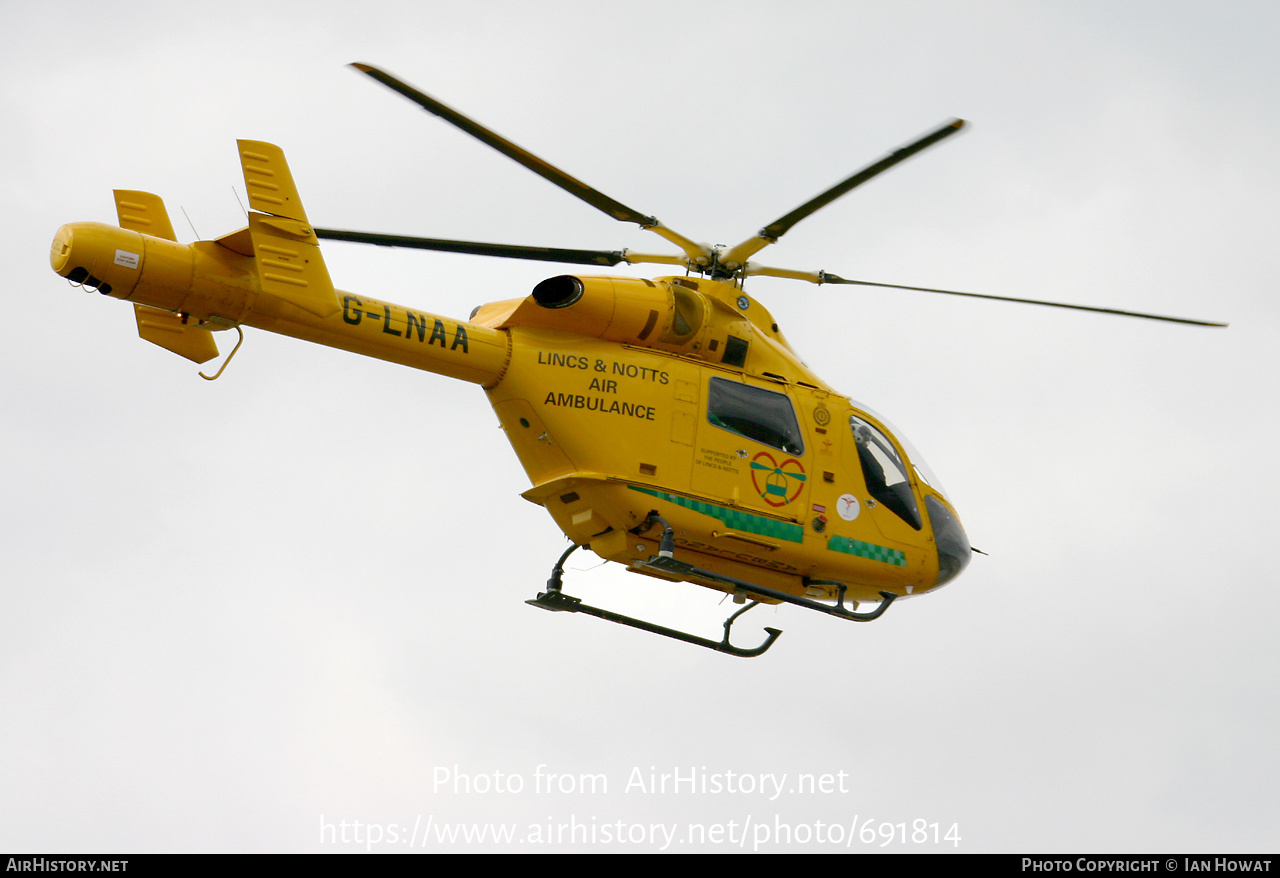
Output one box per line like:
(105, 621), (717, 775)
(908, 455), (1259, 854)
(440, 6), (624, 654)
(48, 64), (1225, 657)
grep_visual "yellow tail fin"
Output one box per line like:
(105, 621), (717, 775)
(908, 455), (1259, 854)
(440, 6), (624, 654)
(113, 190), (220, 363)
(237, 140), (340, 319)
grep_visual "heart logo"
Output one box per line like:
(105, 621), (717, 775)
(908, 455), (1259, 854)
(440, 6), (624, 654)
(749, 452), (807, 507)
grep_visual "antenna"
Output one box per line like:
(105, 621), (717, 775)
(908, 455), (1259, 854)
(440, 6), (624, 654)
(180, 206), (200, 240)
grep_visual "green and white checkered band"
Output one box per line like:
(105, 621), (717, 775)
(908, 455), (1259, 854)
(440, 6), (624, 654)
(628, 487), (805, 543)
(826, 535), (907, 567)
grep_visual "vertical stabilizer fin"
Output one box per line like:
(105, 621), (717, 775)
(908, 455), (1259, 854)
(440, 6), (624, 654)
(113, 192), (219, 360)
(238, 140), (310, 223)
(134, 304), (219, 363)
(236, 140), (340, 318)
(114, 191), (177, 241)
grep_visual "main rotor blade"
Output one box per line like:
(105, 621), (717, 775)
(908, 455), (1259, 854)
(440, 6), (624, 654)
(720, 119), (966, 269)
(314, 227), (626, 267)
(352, 64), (653, 226)
(351, 64), (710, 263)
(766, 120), (966, 239)
(820, 273), (1227, 327)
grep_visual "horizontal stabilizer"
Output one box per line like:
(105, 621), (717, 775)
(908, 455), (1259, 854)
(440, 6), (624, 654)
(134, 305), (219, 363)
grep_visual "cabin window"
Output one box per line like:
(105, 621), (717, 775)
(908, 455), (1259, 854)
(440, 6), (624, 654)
(707, 378), (804, 455)
(850, 414), (921, 529)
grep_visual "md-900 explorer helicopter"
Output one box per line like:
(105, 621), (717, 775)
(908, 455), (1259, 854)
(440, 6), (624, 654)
(49, 64), (1225, 657)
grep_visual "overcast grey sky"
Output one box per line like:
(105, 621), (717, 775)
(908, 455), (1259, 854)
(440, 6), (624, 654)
(3, 0), (1277, 853)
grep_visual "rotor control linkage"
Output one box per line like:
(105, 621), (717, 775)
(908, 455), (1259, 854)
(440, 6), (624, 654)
(526, 544), (782, 658)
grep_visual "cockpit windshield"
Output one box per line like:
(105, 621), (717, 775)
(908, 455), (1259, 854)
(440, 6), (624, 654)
(847, 399), (948, 500)
(850, 413), (922, 530)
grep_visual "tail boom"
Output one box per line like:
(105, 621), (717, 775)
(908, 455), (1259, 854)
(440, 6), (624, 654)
(50, 219), (508, 386)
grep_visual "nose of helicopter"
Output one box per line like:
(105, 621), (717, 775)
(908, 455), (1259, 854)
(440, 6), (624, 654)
(926, 495), (971, 588)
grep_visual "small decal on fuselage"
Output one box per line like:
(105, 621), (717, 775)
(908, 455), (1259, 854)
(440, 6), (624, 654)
(695, 447), (742, 475)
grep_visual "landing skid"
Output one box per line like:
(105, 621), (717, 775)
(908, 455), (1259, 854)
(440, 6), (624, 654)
(526, 519), (897, 658)
(526, 544), (781, 657)
(640, 555), (898, 623)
